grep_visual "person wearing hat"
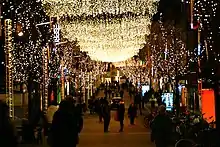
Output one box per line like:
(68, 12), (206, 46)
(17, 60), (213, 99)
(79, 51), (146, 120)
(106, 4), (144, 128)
(151, 105), (172, 147)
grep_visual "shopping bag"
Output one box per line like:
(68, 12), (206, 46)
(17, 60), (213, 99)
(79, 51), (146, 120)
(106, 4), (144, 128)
(114, 111), (119, 121)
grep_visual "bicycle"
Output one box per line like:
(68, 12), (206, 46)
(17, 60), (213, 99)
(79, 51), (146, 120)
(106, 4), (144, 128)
(143, 112), (156, 128)
(175, 139), (196, 147)
(175, 117), (217, 147)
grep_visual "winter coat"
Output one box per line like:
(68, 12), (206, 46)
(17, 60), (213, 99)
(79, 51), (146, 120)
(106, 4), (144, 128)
(128, 105), (137, 118)
(117, 104), (125, 120)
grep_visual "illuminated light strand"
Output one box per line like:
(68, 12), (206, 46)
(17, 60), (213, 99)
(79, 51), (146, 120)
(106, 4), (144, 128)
(149, 21), (188, 79)
(11, 1), (50, 83)
(42, 0), (158, 62)
(59, 17), (150, 62)
(193, 0), (219, 63)
(42, 0), (158, 17)
(4, 19), (14, 119)
(42, 47), (49, 113)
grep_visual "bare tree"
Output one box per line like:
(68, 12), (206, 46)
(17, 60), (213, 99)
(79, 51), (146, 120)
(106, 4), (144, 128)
(150, 21), (188, 80)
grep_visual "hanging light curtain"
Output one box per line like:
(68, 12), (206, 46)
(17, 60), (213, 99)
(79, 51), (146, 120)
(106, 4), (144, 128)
(42, 0), (158, 62)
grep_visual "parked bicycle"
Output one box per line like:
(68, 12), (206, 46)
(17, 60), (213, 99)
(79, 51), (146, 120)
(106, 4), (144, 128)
(144, 111), (156, 128)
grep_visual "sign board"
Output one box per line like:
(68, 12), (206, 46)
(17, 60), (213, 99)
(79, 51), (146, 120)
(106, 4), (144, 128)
(53, 24), (60, 43)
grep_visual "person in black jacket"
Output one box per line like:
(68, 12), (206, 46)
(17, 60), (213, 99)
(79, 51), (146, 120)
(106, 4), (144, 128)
(128, 103), (137, 125)
(117, 101), (125, 132)
(119, 90), (124, 98)
(134, 91), (142, 115)
(151, 105), (172, 147)
(49, 99), (83, 147)
(102, 101), (111, 133)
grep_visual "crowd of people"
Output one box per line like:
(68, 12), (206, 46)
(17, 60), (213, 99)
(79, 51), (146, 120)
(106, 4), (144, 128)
(0, 80), (175, 147)
(0, 98), (84, 147)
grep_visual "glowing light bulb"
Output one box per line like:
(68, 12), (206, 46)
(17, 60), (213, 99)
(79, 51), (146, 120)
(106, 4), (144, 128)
(18, 31), (23, 36)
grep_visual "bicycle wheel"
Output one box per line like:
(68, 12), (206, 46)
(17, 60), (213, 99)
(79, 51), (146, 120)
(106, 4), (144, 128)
(144, 117), (149, 128)
(175, 139), (195, 147)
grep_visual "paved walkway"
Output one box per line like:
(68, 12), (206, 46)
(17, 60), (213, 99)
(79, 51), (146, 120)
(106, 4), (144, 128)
(77, 90), (154, 147)
(19, 90), (155, 147)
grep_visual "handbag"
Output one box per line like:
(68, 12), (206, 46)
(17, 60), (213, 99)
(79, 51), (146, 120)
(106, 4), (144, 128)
(114, 111), (119, 121)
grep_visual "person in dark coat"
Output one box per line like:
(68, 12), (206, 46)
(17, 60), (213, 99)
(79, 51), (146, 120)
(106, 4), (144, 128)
(49, 100), (83, 147)
(117, 101), (125, 132)
(128, 103), (137, 125)
(0, 101), (17, 147)
(134, 91), (142, 115)
(102, 102), (111, 133)
(97, 98), (103, 123)
(88, 98), (95, 114)
(151, 105), (172, 147)
(119, 90), (124, 98)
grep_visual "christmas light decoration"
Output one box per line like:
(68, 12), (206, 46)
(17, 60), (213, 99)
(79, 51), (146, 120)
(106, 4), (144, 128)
(193, 0), (218, 62)
(42, 47), (49, 113)
(1, 1), (51, 115)
(61, 60), (65, 100)
(42, 0), (158, 62)
(4, 19), (14, 119)
(57, 40), (80, 76)
(60, 19), (150, 62)
(42, 0), (158, 17)
(191, 0), (219, 83)
(119, 57), (148, 85)
(150, 21), (188, 79)
(10, 0), (50, 83)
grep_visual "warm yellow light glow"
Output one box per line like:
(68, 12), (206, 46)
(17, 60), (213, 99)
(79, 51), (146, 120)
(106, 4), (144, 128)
(18, 31), (24, 36)
(4, 19), (14, 119)
(42, 0), (158, 62)
(60, 18), (149, 62)
(42, 0), (158, 17)
(42, 47), (49, 113)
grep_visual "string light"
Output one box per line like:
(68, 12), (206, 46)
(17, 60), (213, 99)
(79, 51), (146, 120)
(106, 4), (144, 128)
(193, 0), (218, 61)
(12, 0), (50, 83)
(42, 0), (158, 18)
(42, 47), (49, 113)
(192, 0), (219, 81)
(150, 21), (188, 79)
(42, 0), (158, 62)
(4, 19), (14, 119)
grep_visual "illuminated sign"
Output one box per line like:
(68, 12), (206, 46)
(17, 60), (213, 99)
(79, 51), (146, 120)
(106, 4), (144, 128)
(53, 24), (60, 43)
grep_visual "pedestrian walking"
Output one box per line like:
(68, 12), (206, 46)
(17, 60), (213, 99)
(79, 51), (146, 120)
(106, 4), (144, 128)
(102, 101), (111, 133)
(151, 105), (172, 147)
(119, 90), (124, 98)
(128, 103), (137, 125)
(98, 98), (103, 123)
(48, 99), (83, 147)
(112, 92), (115, 98)
(134, 91), (142, 115)
(46, 101), (58, 128)
(117, 101), (125, 132)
